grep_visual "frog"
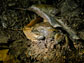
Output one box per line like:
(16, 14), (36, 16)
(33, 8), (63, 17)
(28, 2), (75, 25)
(32, 22), (56, 39)
(23, 20), (57, 41)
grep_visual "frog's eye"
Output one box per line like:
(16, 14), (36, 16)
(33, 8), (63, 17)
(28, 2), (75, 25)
(32, 29), (40, 34)
(31, 29), (38, 32)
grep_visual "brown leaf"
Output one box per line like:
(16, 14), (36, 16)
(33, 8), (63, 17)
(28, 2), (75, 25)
(26, 17), (43, 27)
(23, 17), (43, 41)
(0, 49), (9, 61)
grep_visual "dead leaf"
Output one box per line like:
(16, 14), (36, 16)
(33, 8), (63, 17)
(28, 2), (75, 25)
(26, 17), (43, 27)
(23, 17), (43, 41)
(0, 49), (9, 61)
(23, 27), (38, 41)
